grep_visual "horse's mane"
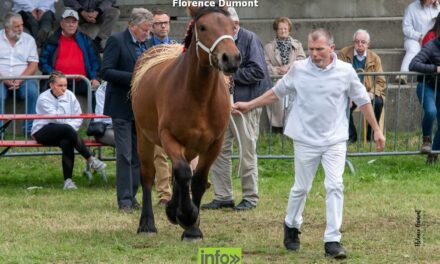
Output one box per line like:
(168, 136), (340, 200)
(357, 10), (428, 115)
(131, 44), (183, 97)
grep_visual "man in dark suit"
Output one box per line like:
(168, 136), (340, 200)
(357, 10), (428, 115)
(101, 7), (154, 213)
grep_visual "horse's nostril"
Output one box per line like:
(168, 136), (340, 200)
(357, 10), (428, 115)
(222, 53), (229, 63)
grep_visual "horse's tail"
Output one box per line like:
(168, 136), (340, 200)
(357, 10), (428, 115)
(131, 44), (184, 97)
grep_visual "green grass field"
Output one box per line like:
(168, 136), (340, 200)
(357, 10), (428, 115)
(0, 144), (439, 263)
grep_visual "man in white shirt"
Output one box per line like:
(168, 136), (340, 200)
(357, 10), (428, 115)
(0, 12), (39, 135)
(233, 28), (385, 259)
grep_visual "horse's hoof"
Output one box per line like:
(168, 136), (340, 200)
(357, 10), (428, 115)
(137, 226), (158, 234)
(181, 227), (203, 241)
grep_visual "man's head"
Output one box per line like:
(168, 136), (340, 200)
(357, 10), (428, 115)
(352, 29), (370, 55)
(2, 12), (23, 42)
(307, 28), (335, 69)
(152, 9), (170, 40)
(60, 9), (79, 38)
(128, 8), (154, 42)
(227, 7), (240, 35)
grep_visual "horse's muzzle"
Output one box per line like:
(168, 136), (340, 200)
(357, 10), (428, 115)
(219, 52), (241, 75)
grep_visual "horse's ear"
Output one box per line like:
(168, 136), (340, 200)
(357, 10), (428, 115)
(186, 5), (200, 18)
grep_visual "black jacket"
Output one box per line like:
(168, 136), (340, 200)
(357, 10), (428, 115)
(409, 37), (440, 89)
(101, 29), (153, 120)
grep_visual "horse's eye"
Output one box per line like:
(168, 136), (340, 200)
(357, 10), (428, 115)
(200, 26), (206, 32)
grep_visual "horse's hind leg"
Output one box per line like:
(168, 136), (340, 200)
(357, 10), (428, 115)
(136, 133), (157, 234)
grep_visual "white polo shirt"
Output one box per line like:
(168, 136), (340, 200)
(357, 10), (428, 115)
(0, 30), (39, 77)
(273, 53), (371, 146)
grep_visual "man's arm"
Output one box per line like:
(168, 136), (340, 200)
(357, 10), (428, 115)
(232, 88), (279, 113)
(359, 103), (385, 151)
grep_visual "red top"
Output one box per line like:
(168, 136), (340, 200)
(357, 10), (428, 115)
(55, 34), (87, 76)
(422, 31), (436, 46)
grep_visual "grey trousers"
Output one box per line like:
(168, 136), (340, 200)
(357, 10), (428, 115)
(210, 108), (262, 205)
(113, 118), (140, 207)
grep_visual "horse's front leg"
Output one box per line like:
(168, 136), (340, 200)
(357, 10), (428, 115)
(191, 138), (224, 208)
(136, 134), (157, 234)
(161, 132), (200, 240)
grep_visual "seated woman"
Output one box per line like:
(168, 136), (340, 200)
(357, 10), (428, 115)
(31, 71), (107, 189)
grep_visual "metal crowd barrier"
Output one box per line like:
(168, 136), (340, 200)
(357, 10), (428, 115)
(257, 72), (437, 162)
(0, 74), (99, 158)
(0, 73), (438, 167)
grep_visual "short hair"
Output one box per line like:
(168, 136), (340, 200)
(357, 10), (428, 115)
(273, 17), (292, 32)
(2, 12), (22, 29)
(129, 8), (154, 26)
(420, 0), (438, 7)
(309, 28), (334, 45)
(227, 7), (239, 22)
(353, 29), (370, 43)
(48, 71), (67, 85)
(152, 9), (169, 17)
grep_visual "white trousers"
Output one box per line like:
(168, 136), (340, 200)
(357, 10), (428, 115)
(285, 141), (346, 242)
(400, 39), (421, 72)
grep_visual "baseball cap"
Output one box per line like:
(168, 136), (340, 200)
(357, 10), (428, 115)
(61, 9), (79, 20)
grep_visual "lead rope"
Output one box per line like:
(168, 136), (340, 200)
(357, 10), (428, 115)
(228, 77), (252, 175)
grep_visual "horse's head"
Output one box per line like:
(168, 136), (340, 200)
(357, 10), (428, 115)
(188, 5), (241, 75)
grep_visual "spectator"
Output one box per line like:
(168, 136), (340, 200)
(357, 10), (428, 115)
(92, 81), (114, 146)
(398, 0), (440, 84)
(338, 29), (385, 142)
(39, 9), (101, 96)
(0, 12), (39, 136)
(63, 0), (120, 53)
(101, 8), (154, 213)
(233, 28), (385, 259)
(150, 9), (178, 45)
(409, 30), (440, 164)
(264, 17), (305, 132)
(12, 0), (55, 47)
(201, 7), (271, 211)
(422, 12), (440, 45)
(32, 71), (106, 190)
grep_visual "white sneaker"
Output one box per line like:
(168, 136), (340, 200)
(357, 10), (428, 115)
(90, 157), (107, 172)
(63, 178), (78, 190)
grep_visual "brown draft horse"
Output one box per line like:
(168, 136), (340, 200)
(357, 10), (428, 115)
(131, 6), (241, 240)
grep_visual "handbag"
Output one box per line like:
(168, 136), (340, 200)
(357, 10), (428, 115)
(86, 121), (108, 137)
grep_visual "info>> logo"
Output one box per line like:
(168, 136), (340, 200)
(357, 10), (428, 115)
(198, 248), (242, 264)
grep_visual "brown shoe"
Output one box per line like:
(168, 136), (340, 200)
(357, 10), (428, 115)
(427, 153), (438, 165)
(421, 136), (432, 154)
(158, 199), (169, 206)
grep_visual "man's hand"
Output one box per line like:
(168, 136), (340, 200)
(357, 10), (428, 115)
(368, 92), (374, 100)
(232, 101), (252, 114)
(80, 11), (97, 23)
(373, 129), (386, 152)
(91, 79), (100, 89)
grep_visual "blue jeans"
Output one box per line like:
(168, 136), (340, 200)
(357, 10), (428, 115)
(416, 82), (440, 150)
(0, 80), (38, 134)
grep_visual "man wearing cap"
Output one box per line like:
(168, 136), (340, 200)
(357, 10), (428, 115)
(39, 9), (101, 96)
(0, 12), (39, 135)
(63, 0), (120, 53)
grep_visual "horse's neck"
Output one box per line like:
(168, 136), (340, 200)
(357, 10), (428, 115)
(180, 44), (223, 98)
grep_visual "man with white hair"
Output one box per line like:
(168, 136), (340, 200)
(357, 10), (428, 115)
(0, 12), (39, 135)
(101, 8), (154, 213)
(338, 29), (385, 143)
(202, 7), (271, 211)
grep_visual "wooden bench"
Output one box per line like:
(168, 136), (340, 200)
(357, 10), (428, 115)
(0, 113), (110, 182)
